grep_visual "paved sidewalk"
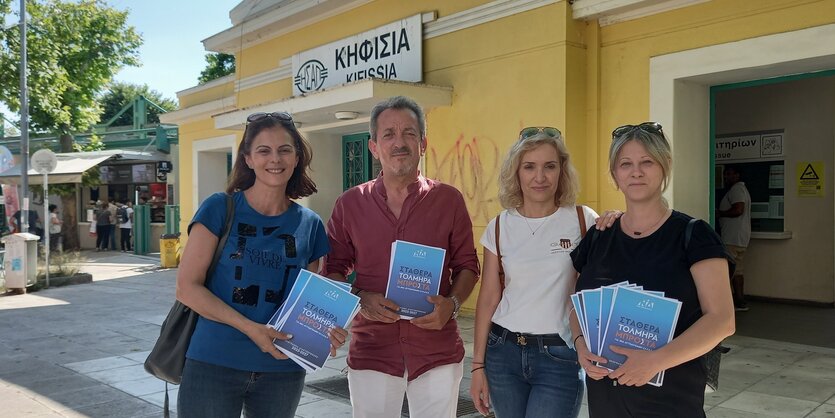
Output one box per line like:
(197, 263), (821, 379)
(1, 251), (834, 417)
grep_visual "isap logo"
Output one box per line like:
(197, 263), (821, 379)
(637, 299), (655, 311)
(294, 59), (328, 93)
(413, 249), (427, 259)
(559, 239), (572, 249)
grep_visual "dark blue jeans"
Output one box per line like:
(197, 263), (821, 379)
(485, 326), (583, 418)
(178, 358), (305, 418)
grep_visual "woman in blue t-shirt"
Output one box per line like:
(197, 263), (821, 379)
(176, 112), (347, 418)
(570, 122), (735, 417)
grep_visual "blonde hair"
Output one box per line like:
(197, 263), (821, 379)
(498, 131), (580, 209)
(608, 126), (672, 192)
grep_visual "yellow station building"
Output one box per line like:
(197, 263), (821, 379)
(162, 0), (835, 310)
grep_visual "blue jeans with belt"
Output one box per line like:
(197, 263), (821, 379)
(485, 323), (583, 418)
(178, 358), (305, 418)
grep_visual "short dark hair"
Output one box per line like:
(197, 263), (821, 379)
(226, 114), (317, 199)
(369, 96), (426, 141)
(48, 204), (57, 212)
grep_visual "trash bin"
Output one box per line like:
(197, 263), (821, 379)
(1, 232), (40, 289)
(160, 233), (181, 268)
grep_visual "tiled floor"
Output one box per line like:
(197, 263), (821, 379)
(2, 252), (835, 417)
(58, 318), (835, 418)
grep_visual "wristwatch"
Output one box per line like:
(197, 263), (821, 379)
(449, 295), (461, 320)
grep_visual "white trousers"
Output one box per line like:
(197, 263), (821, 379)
(347, 361), (464, 418)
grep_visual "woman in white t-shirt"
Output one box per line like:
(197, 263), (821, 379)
(469, 127), (597, 418)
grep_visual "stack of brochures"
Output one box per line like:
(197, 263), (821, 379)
(268, 269), (361, 372)
(571, 282), (682, 386)
(385, 240), (446, 319)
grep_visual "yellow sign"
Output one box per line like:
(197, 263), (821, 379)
(797, 161), (824, 197)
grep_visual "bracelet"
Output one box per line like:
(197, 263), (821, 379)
(573, 334), (584, 346)
(470, 366), (485, 373)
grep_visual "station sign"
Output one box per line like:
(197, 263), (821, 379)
(292, 14), (422, 95)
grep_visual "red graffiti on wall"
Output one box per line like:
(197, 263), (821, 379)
(428, 134), (501, 224)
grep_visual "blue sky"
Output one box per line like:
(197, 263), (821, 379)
(1, 0), (239, 129)
(110, 0), (241, 101)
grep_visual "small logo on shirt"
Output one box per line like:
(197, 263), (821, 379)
(550, 238), (574, 254)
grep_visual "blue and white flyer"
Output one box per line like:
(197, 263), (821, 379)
(581, 289), (602, 356)
(599, 286), (681, 387)
(269, 270), (359, 371)
(385, 240), (446, 319)
(570, 293), (587, 340)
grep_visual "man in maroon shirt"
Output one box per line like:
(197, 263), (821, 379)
(325, 96), (480, 418)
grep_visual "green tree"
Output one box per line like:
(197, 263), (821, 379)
(198, 52), (235, 84)
(0, 0), (141, 250)
(98, 82), (177, 127)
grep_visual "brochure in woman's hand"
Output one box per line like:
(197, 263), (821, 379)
(268, 269), (360, 372)
(572, 282), (681, 387)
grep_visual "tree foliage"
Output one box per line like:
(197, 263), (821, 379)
(0, 0), (142, 141)
(97, 82), (177, 127)
(0, 0), (141, 250)
(198, 52), (235, 84)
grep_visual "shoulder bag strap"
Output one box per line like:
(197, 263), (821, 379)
(684, 217), (698, 250)
(495, 212), (505, 290)
(204, 193), (235, 287)
(576, 205), (587, 239)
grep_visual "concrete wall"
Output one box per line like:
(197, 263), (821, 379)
(595, 0), (835, 215)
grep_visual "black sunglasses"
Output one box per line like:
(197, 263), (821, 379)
(246, 112), (293, 124)
(519, 126), (562, 141)
(612, 122), (663, 139)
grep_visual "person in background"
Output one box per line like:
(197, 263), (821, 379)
(175, 111), (347, 417)
(108, 200), (118, 250)
(717, 164), (752, 311)
(470, 127), (594, 417)
(48, 204), (62, 252)
(325, 96), (480, 418)
(117, 200), (134, 252)
(571, 122), (735, 417)
(95, 201), (113, 251)
(11, 209), (41, 237)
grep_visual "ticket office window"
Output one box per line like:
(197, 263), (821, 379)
(716, 161), (784, 233)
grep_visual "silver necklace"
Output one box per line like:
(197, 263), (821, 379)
(519, 209), (551, 236)
(623, 209), (670, 236)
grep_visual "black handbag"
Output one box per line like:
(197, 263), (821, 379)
(144, 194), (235, 384)
(703, 344), (731, 392)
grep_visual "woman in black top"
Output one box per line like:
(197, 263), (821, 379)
(570, 122), (735, 417)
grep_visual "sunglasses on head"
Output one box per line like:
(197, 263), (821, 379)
(611, 122), (663, 139)
(519, 126), (562, 141)
(246, 112), (293, 124)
